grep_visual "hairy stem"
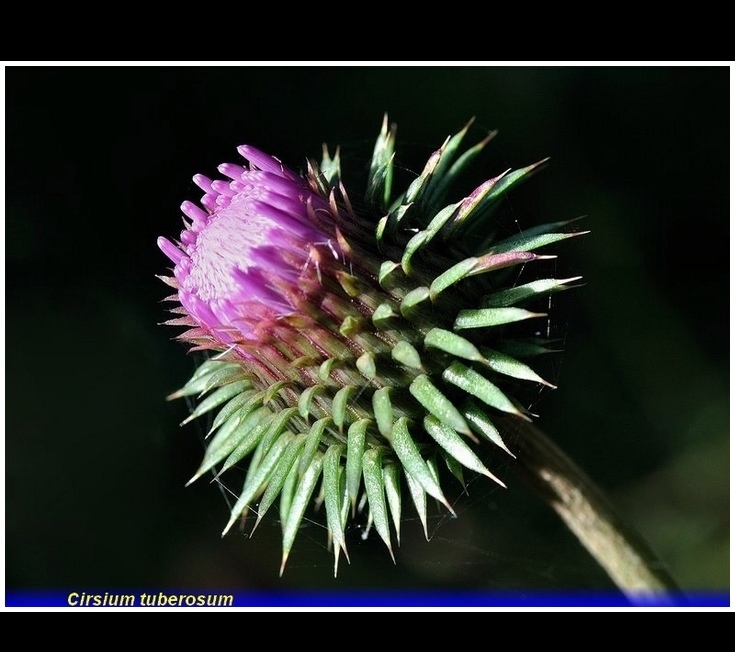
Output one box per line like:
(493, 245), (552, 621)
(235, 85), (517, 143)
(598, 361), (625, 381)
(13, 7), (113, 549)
(497, 415), (681, 605)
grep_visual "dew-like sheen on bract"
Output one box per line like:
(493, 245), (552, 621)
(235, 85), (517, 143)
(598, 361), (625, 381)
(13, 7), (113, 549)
(158, 117), (585, 576)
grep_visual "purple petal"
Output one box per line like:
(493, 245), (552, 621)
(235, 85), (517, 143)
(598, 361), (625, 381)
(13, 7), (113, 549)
(215, 193), (232, 208)
(232, 268), (292, 314)
(158, 237), (185, 265)
(180, 201), (209, 229)
(252, 201), (317, 240)
(200, 194), (217, 212)
(250, 170), (308, 199)
(218, 163), (246, 181)
(193, 174), (214, 193)
(237, 145), (300, 182)
(180, 230), (196, 246)
(211, 179), (236, 197)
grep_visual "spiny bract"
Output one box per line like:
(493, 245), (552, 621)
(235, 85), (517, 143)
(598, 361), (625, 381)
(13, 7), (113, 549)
(158, 116), (585, 576)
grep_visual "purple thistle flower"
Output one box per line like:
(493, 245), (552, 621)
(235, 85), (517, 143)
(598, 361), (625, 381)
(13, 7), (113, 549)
(159, 117), (586, 576)
(158, 146), (341, 352)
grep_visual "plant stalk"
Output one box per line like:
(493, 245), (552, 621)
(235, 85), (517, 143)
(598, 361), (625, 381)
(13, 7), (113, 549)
(497, 415), (682, 605)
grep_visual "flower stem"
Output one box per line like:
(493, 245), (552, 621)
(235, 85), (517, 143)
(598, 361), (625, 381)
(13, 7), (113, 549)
(497, 415), (682, 605)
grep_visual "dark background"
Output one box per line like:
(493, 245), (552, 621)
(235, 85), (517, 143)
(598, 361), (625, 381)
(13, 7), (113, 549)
(4, 65), (729, 603)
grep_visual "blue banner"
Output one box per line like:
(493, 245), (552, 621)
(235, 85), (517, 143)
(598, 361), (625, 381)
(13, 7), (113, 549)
(4, 589), (729, 608)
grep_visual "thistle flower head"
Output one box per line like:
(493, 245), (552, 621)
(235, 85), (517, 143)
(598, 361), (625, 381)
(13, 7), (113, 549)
(158, 116), (585, 576)
(158, 146), (339, 348)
